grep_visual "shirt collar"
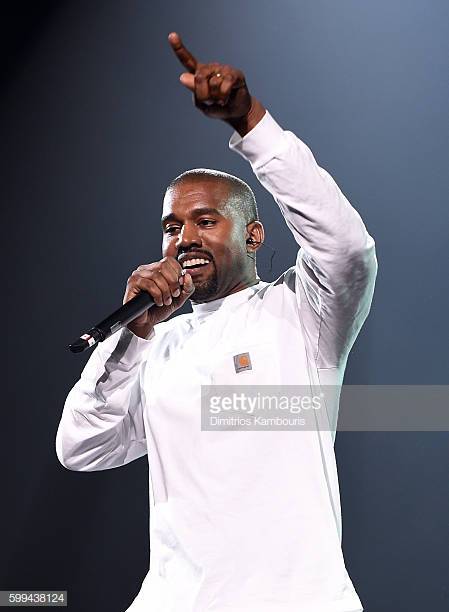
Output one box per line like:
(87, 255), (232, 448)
(190, 281), (265, 318)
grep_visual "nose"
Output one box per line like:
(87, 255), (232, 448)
(176, 222), (202, 250)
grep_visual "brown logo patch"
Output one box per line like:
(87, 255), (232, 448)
(233, 352), (252, 373)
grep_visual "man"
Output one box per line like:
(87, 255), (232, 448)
(56, 32), (377, 612)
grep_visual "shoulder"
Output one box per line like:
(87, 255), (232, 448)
(252, 269), (297, 302)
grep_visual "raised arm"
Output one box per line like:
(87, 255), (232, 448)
(168, 32), (377, 369)
(229, 112), (377, 368)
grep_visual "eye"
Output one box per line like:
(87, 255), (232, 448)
(164, 225), (180, 235)
(199, 219), (216, 227)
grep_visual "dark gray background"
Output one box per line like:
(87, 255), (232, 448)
(1, 1), (448, 611)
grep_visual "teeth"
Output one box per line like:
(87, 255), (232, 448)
(182, 258), (210, 269)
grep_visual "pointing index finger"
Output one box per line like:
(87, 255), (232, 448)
(168, 32), (198, 73)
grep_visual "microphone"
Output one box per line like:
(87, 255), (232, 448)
(68, 291), (154, 354)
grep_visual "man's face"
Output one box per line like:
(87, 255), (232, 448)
(161, 178), (250, 302)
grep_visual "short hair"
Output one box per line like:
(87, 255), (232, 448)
(165, 168), (258, 227)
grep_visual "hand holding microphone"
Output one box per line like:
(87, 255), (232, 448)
(68, 257), (194, 352)
(124, 256), (194, 339)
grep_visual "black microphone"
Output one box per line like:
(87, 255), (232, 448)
(68, 291), (154, 354)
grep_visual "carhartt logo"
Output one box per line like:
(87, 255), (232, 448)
(234, 352), (252, 373)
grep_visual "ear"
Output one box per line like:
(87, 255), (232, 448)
(245, 221), (265, 253)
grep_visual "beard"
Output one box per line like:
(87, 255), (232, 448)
(190, 268), (219, 303)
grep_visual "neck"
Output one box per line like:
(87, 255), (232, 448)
(190, 274), (260, 305)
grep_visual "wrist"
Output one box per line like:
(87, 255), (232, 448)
(225, 97), (266, 137)
(126, 322), (154, 341)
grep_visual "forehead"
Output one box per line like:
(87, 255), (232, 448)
(162, 177), (232, 217)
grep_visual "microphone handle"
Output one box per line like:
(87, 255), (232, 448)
(68, 291), (154, 353)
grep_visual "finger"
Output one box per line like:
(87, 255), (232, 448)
(219, 74), (235, 103)
(208, 74), (223, 99)
(194, 64), (223, 104)
(180, 272), (195, 299)
(137, 258), (182, 289)
(168, 32), (198, 73)
(134, 270), (174, 305)
(179, 73), (195, 91)
(163, 256), (183, 277)
(161, 260), (183, 297)
(134, 266), (180, 296)
(145, 279), (165, 307)
(127, 276), (164, 307)
(130, 270), (172, 306)
(194, 70), (211, 104)
(150, 271), (173, 306)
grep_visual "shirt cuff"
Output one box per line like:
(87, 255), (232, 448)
(97, 326), (154, 365)
(118, 327), (156, 365)
(228, 110), (287, 169)
(125, 325), (155, 343)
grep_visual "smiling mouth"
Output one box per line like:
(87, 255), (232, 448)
(181, 257), (211, 270)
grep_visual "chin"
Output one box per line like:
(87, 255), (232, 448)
(190, 277), (219, 303)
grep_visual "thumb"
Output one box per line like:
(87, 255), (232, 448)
(178, 272), (195, 303)
(179, 73), (195, 91)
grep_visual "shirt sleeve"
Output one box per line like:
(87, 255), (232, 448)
(56, 327), (152, 471)
(229, 110), (378, 368)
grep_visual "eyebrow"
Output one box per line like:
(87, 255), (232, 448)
(161, 206), (224, 228)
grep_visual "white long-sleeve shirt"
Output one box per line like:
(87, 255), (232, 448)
(56, 111), (377, 612)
